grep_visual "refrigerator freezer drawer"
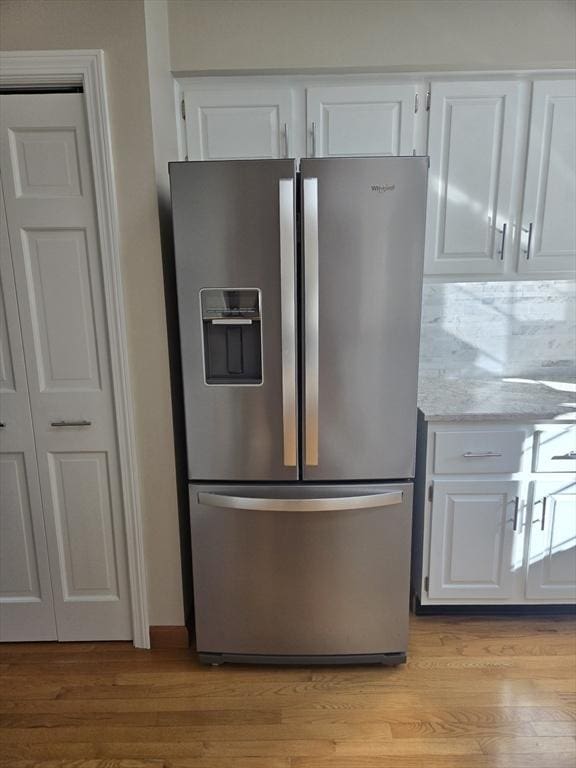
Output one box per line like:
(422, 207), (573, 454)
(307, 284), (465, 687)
(190, 483), (413, 662)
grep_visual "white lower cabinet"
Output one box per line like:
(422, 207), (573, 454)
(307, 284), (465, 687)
(428, 480), (521, 600)
(414, 418), (576, 607)
(526, 479), (576, 600)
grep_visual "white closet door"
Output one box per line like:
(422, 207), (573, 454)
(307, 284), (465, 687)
(0, 94), (132, 641)
(184, 87), (294, 160)
(518, 80), (576, 274)
(0, 180), (57, 641)
(306, 84), (423, 157)
(425, 81), (521, 275)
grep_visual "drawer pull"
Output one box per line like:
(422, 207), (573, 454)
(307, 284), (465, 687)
(552, 451), (576, 460)
(51, 419), (92, 427)
(462, 451), (503, 458)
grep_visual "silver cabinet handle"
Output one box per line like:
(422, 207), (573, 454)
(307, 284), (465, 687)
(498, 223), (507, 261)
(462, 451), (503, 458)
(279, 178), (297, 467)
(303, 176), (319, 467)
(513, 496), (520, 531)
(311, 121), (317, 157)
(51, 420), (92, 427)
(523, 223), (533, 259)
(540, 496), (547, 531)
(198, 490), (403, 512)
(552, 451), (576, 460)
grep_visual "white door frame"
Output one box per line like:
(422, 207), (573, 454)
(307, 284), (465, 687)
(0, 50), (150, 648)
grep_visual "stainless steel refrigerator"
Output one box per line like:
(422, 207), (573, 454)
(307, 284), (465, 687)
(170, 156), (428, 665)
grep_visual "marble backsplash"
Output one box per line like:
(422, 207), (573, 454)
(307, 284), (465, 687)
(419, 280), (576, 379)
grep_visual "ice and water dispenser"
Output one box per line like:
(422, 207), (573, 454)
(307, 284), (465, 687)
(200, 289), (262, 385)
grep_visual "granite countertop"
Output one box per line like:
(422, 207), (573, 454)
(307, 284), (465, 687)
(418, 374), (576, 423)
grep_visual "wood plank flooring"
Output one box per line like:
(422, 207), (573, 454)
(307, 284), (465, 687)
(0, 615), (575, 767)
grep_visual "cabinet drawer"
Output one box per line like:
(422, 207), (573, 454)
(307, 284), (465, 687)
(433, 430), (525, 474)
(533, 426), (576, 472)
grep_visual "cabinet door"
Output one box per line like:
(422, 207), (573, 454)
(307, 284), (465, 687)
(184, 87), (294, 160)
(429, 480), (521, 600)
(526, 479), (576, 600)
(0, 180), (57, 641)
(306, 84), (424, 157)
(518, 80), (576, 275)
(425, 81), (521, 276)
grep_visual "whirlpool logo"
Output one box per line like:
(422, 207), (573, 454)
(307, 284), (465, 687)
(371, 184), (395, 193)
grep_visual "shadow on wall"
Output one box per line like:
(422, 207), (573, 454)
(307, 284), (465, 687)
(419, 280), (576, 379)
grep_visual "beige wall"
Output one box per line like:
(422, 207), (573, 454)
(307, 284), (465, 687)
(169, 0), (576, 73)
(0, 0), (184, 627)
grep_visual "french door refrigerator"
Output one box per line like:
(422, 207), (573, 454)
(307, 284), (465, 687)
(170, 156), (428, 665)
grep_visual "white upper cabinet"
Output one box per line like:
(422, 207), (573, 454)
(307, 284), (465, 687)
(184, 87), (294, 160)
(178, 74), (576, 279)
(306, 84), (425, 157)
(424, 81), (522, 276)
(518, 80), (576, 275)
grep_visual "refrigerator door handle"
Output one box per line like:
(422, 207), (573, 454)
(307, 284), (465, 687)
(279, 178), (297, 467)
(303, 176), (319, 466)
(198, 491), (403, 512)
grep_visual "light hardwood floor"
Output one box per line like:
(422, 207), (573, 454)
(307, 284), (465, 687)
(0, 615), (575, 767)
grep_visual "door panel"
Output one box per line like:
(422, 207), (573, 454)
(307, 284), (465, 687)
(526, 480), (576, 600)
(300, 157), (427, 481)
(0, 181), (57, 641)
(47, 452), (120, 599)
(10, 126), (83, 197)
(184, 87), (293, 160)
(171, 160), (298, 481)
(0, 93), (132, 640)
(21, 228), (101, 391)
(428, 480), (521, 600)
(519, 80), (576, 274)
(1, 453), (42, 599)
(306, 84), (423, 157)
(425, 81), (521, 275)
(190, 483), (412, 655)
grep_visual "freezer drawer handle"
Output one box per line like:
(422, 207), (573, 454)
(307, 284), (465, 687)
(303, 176), (319, 467)
(279, 178), (298, 467)
(197, 491), (403, 512)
